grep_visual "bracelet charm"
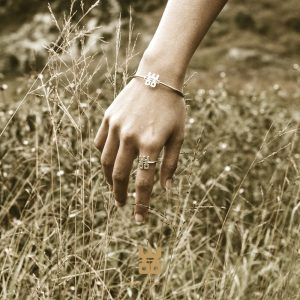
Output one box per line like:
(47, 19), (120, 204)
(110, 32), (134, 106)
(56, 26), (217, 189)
(133, 72), (185, 98)
(145, 72), (160, 88)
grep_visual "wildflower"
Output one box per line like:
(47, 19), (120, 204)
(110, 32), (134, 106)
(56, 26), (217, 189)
(79, 102), (88, 109)
(197, 89), (205, 96)
(0, 84), (8, 91)
(220, 71), (226, 78)
(127, 288), (133, 298)
(219, 142), (227, 150)
(13, 218), (22, 226)
(224, 166), (231, 172)
(208, 89), (215, 96)
(293, 63), (299, 71)
(189, 118), (195, 124)
(40, 165), (50, 174)
(56, 170), (64, 177)
(233, 204), (241, 212)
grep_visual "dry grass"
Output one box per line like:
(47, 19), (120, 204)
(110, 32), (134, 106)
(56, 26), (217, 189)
(0, 2), (300, 300)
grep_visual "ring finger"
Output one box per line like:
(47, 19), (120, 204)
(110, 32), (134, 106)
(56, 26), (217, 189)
(134, 145), (161, 224)
(112, 140), (138, 206)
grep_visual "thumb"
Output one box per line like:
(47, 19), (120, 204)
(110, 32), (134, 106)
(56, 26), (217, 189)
(160, 133), (184, 190)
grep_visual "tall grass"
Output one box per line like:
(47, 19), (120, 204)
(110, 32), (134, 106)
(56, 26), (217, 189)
(0, 1), (300, 299)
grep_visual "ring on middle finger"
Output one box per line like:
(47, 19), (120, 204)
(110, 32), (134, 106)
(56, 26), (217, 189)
(138, 155), (158, 170)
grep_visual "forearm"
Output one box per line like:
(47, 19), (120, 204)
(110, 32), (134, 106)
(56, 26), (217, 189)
(96, 1), (228, 222)
(137, 0), (228, 88)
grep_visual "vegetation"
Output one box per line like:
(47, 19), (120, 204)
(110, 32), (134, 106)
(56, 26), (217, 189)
(0, 1), (299, 299)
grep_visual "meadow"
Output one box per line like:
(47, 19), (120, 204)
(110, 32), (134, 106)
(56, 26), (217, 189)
(0, 1), (300, 299)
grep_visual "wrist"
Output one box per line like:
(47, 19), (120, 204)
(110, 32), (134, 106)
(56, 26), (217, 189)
(137, 48), (187, 89)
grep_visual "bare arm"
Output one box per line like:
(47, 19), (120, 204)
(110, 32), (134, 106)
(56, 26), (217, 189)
(138, 0), (228, 88)
(94, 0), (228, 224)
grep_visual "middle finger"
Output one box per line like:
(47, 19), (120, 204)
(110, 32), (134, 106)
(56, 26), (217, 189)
(134, 144), (161, 223)
(112, 140), (138, 206)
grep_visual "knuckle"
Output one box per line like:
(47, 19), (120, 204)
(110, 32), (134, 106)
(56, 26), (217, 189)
(101, 156), (113, 169)
(177, 135), (184, 145)
(141, 139), (161, 153)
(136, 178), (152, 192)
(94, 138), (101, 149)
(163, 161), (177, 173)
(112, 170), (127, 183)
(121, 130), (136, 143)
(174, 133), (185, 145)
(103, 110), (111, 122)
(109, 117), (120, 131)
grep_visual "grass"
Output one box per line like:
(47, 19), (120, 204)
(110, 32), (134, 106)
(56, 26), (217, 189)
(0, 2), (300, 299)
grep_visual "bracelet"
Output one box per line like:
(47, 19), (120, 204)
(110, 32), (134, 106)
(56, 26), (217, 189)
(133, 72), (185, 98)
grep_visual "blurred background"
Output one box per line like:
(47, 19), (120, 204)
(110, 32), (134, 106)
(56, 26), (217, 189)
(0, 1), (300, 299)
(0, 0), (299, 88)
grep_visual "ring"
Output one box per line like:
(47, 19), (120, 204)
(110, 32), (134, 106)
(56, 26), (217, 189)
(138, 155), (158, 170)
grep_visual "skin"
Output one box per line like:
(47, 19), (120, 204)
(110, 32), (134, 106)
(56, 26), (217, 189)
(94, 0), (228, 224)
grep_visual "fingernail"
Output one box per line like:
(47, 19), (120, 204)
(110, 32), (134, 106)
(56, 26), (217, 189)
(115, 200), (124, 207)
(135, 213), (144, 224)
(166, 179), (172, 190)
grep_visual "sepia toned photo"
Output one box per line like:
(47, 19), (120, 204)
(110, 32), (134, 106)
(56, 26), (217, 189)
(0, 0), (299, 299)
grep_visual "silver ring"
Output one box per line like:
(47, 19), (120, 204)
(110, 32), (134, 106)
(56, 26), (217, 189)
(138, 155), (158, 170)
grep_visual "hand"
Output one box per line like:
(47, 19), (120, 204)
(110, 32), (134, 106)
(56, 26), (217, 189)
(94, 77), (186, 224)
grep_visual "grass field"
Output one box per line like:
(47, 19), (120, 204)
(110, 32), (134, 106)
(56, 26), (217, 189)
(0, 1), (300, 299)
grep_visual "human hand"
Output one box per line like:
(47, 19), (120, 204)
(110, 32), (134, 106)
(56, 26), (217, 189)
(94, 77), (186, 224)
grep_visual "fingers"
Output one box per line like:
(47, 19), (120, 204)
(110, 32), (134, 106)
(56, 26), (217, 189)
(100, 129), (119, 186)
(160, 132), (184, 190)
(94, 114), (109, 152)
(94, 109), (184, 225)
(135, 144), (161, 224)
(112, 138), (138, 207)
